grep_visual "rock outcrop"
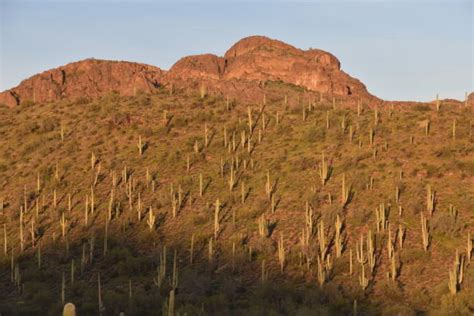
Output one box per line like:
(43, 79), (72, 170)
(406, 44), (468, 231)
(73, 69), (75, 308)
(167, 36), (373, 99)
(1, 36), (376, 107)
(0, 59), (164, 107)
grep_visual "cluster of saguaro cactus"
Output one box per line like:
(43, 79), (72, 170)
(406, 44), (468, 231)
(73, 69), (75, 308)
(356, 229), (376, 290)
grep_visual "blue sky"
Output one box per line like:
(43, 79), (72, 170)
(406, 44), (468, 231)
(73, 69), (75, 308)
(1, 0), (472, 101)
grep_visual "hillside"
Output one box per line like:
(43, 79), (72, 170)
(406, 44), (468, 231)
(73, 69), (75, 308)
(0, 82), (473, 315)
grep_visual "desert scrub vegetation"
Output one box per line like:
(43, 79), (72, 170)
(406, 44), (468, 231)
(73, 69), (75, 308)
(0, 85), (473, 315)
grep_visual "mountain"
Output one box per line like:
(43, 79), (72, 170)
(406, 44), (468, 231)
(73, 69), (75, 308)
(1, 37), (473, 316)
(0, 36), (375, 107)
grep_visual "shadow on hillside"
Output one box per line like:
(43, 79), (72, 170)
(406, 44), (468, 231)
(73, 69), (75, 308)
(0, 229), (382, 316)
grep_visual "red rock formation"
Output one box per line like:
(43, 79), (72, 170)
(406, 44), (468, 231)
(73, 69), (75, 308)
(0, 59), (164, 107)
(1, 36), (377, 107)
(167, 36), (374, 99)
(168, 54), (224, 81)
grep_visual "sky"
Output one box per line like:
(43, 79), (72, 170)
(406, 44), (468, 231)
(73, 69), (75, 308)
(0, 0), (472, 101)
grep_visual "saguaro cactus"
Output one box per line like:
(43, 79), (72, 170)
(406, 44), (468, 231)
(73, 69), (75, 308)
(317, 256), (326, 288)
(137, 135), (143, 156)
(318, 220), (328, 261)
(265, 171), (272, 199)
(452, 119), (456, 141)
(319, 153), (330, 186)
(200, 84), (206, 99)
(214, 199), (220, 239)
(248, 106), (253, 132)
(278, 233), (285, 273)
(421, 212), (430, 251)
(369, 128), (374, 146)
(426, 184), (435, 215)
(467, 232), (472, 263)
(335, 215), (343, 258)
(147, 207), (156, 230)
(448, 251), (464, 295)
(359, 264), (369, 290)
(375, 203), (388, 233)
(341, 174), (351, 207)
(326, 111), (330, 129)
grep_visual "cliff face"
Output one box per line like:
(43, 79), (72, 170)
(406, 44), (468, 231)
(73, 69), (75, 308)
(168, 36), (373, 99)
(0, 59), (164, 107)
(1, 36), (376, 107)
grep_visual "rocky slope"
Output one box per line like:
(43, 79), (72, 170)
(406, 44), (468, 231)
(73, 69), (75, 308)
(0, 59), (164, 107)
(1, 36), (376, 107)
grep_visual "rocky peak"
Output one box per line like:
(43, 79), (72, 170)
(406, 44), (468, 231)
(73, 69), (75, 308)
(168, 54), (224, 81)
(168, 35), (372, 99)
(0, 59), (164, 107)
(223, 35), (299, 59)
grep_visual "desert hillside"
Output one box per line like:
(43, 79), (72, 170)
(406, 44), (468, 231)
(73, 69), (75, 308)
(0, 37), (473, 316)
